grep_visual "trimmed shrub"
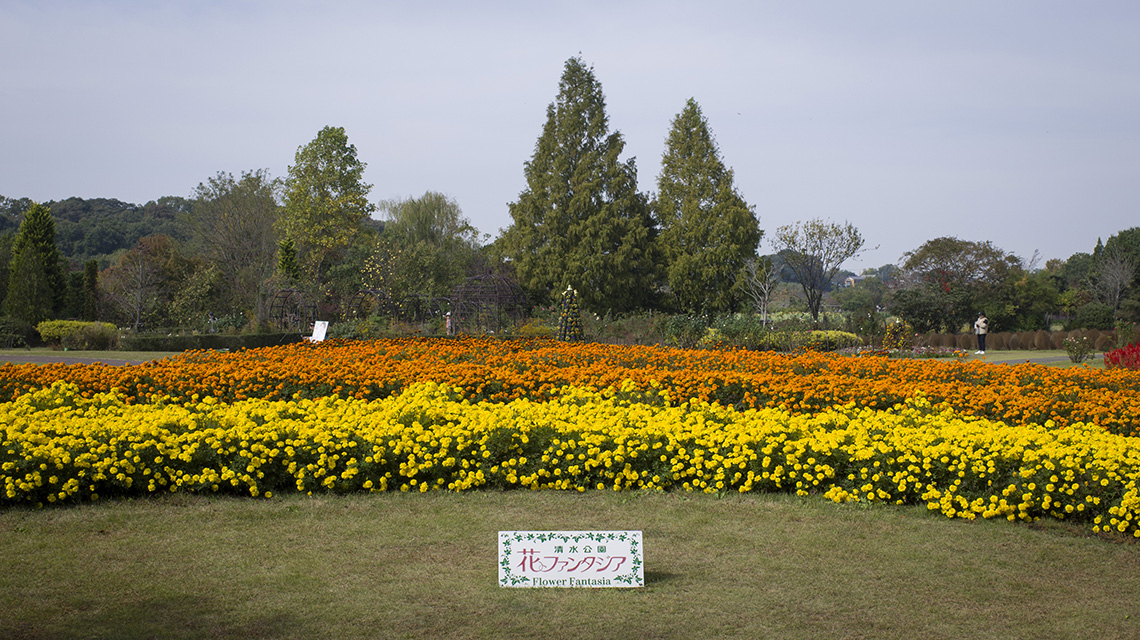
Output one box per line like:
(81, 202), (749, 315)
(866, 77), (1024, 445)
(63, 323), (119, 350)
(990, 332), (1008, 350)
(1095, 334), (1115, 352)
(1008, 334), (1021, 350)
(1050, 332), (1066, 349)
(957, 334), (973, 350)
(1034, 330), (1050, 350)
(1074, 302), (1114, 330)
(35, 320), (118, 350)
(797, 330), (862, 352)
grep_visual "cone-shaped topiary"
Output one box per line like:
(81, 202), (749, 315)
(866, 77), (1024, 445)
(556, 286), (583, 342)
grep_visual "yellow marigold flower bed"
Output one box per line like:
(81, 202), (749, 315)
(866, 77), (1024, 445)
(2, 337), (1139, 435)
(3, 380), (1138, 537)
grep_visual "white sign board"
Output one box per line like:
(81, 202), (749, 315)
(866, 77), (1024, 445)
(498, 530), (644, 588)
(307, 320), (328, 343)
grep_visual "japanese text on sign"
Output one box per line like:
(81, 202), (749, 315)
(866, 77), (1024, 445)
(498, 530), (644, 588)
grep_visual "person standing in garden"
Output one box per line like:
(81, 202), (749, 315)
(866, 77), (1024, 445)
(974, 312), (988, 354)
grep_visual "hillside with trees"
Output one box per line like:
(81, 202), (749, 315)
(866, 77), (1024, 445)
(1, 57), (1136, 348)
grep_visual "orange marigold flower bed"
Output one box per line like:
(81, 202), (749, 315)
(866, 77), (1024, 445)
(2, 336), (1139, 436)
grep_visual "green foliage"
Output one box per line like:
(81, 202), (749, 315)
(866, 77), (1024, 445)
(662, 314), (710, 349)
(703, 314), (773, 350)
(280, 126), (375, 284)
(894, 237), (1022, 334)
(372, 192), (481, 299)
(1074, 302), (1114, 330)
(188, 169), (282, 323)
(277, 238), (301, 283)
(0, 232), (12, 306)
(501, 57), (658, 313)
(698, 317), (860, 353)
(326, 317), (389, 340)
(82, 260), (99, 321)
(40, 196), (190, 265)
(796, 330), (863, 352)
(655, 98), (761, 313)
(771, 219), (866, 321)
(1115, 320), (1139, 349)
(35, 320), (119, 350)
(834, 276), (889, 343)
(4, 202), (67, 325)
(99, 235), (195, 331)
(60, 270), (83, 319)
(556, 287), (583, 342)
(0, 317), (33, 348)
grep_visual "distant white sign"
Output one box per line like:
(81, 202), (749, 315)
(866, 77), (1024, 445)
(498, 530), (644, 588)
(307, 320), (328, 343)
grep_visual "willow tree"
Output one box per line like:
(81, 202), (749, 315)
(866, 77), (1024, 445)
(655, 98), (761, 312)
(501, 57), (658, 312)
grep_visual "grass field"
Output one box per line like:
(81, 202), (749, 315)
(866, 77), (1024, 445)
(961, 349), (1107, 369)
(2, 491), (1138, 640)
(0, 348), (180, 364)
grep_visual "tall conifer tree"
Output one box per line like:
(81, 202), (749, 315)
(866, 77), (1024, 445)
(3, 202), (66, 324)
(503, 57), (658, 312)
(655, 98), (761, 312)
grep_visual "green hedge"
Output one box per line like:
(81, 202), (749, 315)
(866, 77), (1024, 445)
(119, 332), (305, 352)
(35, 320), (119, 350)
(0, 318), (34, 348)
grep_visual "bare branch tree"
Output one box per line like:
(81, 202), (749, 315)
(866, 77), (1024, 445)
(1092, 247), (1136, 315)
(741, 256), (779, 324)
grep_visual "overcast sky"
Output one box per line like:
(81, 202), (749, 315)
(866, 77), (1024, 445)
(3, 1), (1138, 271)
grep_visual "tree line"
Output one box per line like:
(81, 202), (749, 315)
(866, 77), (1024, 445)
(2, 56), (1137, 338)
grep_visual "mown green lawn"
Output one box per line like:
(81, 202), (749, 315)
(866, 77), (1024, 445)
(2, 491), (1138, 640)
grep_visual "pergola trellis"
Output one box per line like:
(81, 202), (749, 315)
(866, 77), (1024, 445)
(268, 288), (316, 332)
(450, 273), (527, 334)
(270, 272), (526, 334)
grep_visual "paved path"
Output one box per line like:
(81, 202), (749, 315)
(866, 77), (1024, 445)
(1, 354), (146, 367)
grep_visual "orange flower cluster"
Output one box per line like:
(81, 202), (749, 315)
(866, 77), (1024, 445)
(2, 337), (1139, 435)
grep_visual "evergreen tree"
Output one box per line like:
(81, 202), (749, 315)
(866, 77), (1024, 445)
(3, 202), (66, 324)
(280, 126), (375, 285)
(501, 57), (658, 313)
(83, 260), (99, 320)
(655, 98), (761, 312)
(64, 270), (84, 319)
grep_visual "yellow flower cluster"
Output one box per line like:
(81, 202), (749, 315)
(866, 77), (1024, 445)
(3, 380), (1138, 537)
